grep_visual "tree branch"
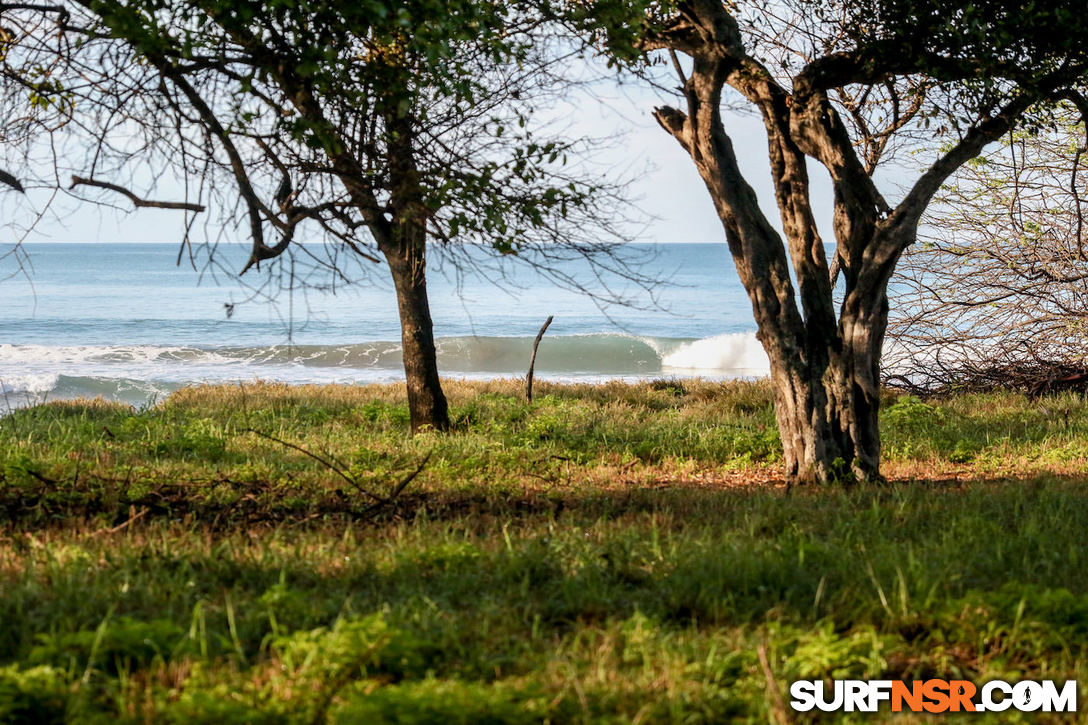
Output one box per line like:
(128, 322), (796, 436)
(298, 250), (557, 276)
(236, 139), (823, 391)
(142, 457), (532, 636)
(893, 94), (1038, 231)
(69, 175), (205, 212)
(0, 3), (68, 22)
(0, 168), (24, 193)
(652, 105), (692, 154)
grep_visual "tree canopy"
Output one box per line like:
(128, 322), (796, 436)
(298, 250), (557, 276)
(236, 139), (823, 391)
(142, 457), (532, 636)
(0, 0), (651, 430)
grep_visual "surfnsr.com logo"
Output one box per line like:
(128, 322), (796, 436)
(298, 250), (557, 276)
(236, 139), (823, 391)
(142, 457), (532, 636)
(789, 679), (1077, 713)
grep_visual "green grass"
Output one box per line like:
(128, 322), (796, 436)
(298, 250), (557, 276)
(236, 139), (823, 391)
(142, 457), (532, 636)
(3, 380), (1088, 722)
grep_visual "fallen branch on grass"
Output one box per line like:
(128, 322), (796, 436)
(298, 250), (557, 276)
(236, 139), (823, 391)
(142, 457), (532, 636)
(24, 468), (56, 485)
(359, 451), (432, 518)
(244, 427), (429, 515)
(244, 427), (384, 503)
(88, 506), (149, 537)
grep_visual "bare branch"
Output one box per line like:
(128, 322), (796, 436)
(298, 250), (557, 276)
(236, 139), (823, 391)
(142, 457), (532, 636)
(0, 168), (24, 193)
(69, 175), (204, 211)
(893, 95), (1036, 230)
(888, 105), (1088, 392)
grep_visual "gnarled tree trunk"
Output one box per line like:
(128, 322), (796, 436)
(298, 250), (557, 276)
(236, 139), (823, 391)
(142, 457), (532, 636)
(652, 59), (891, 483)
(767, 297), (886, 484)
(739, 231), (891, 484)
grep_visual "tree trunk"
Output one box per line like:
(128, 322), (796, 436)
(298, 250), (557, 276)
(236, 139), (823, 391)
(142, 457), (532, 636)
(383, 240), (450, 433)
(380, 106), (450, 434)
(767, 324), (883, 485)
(648, 48), (898, 483)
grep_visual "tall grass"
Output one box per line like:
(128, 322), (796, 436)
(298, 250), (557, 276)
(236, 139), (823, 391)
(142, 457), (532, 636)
(2, 380), (1088, 722)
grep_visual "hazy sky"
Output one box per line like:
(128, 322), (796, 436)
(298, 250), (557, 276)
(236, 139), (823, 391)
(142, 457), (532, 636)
(585, 84), (839, 243)
(5, 75), (844, 246)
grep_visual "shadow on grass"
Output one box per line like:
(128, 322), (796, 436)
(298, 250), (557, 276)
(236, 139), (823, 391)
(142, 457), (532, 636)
(8, 387), (1088, 719)
(1, 466), (1085, 528)
(4, 475), (1088, 721)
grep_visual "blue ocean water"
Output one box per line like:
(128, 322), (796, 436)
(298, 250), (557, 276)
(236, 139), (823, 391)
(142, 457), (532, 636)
(0, 242), (770, 407)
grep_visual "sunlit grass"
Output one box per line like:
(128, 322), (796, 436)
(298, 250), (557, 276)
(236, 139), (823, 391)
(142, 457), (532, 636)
(3, 380), (1088, 722)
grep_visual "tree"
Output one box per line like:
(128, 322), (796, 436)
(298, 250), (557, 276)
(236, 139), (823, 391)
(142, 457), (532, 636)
(0, 0), (649, 432)
(0, 5), (52, 285)
(578, 0), (1088, 482)
(887, 107), (1088, 394)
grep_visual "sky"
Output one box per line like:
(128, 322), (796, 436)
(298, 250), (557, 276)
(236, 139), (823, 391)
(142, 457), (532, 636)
(2, 71), (850, 247)
(580, 83), (839, 244)
(2, 49), (892, 250)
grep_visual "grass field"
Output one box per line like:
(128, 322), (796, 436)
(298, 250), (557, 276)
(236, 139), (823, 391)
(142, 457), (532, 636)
(3, 379), (1088, 723)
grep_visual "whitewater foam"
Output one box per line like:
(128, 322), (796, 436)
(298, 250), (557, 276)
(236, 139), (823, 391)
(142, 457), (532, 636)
(0, 373), (61, 395)
(0, 332), (771, 408)
(660, 332), (769, 375)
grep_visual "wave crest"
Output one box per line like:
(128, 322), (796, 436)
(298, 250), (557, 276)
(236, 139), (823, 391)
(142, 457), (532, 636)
(660, 332), (768, 374)
(0, 333), (770, 407)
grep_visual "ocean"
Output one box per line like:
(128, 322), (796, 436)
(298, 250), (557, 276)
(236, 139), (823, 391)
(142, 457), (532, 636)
(0, 242), (770, 408)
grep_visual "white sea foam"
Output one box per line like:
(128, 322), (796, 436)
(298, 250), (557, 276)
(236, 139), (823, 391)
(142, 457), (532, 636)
(0, 333), (772, 408)
(660, 332), (769, 375)
(0, 373), (61, 395)
(0, 343), (213, 365)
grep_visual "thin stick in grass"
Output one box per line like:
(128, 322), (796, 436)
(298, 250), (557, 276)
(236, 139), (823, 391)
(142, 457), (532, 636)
(526, 315), (554, 403)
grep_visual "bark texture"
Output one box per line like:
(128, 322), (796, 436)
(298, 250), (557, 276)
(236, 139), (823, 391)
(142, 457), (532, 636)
(384, 237), (450, 433)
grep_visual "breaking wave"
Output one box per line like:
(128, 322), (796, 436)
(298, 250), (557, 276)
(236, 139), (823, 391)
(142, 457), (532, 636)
(0, 333), (769, 408)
